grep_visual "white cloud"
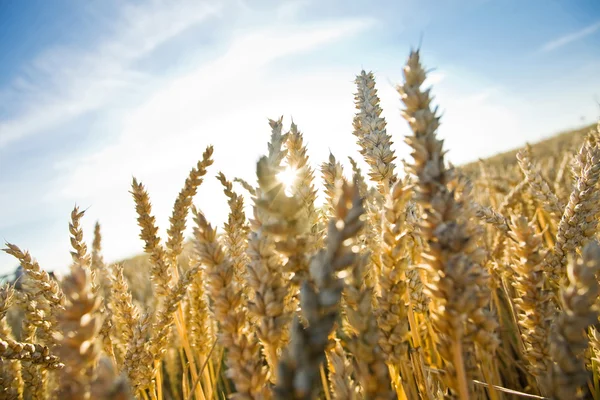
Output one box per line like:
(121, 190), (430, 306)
(33, 16), (375, 271)
(539, 20), (600, 53)
(276, 0), (312, 20)
(46, 51), (526, 274)
(5, 0), (596, 275)
(0, 0), (222, 148)
(425, 71), (446, 86)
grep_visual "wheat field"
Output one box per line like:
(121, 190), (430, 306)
(1, 48), (599, 400)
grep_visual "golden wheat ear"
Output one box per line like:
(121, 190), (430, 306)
(130, 177), (172, 298)
(548, 241), (600, 400)
(274, 180), (370, 400)
(54, 264), (102, 398)
(353, 70), (397, 191)
(398, 49), (499, 399)
(193, 207), (270, 399)
(244, 118), (293, 381)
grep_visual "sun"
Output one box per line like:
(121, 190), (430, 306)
(276, 167), (298, 196)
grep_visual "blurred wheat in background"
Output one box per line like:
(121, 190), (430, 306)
(2, 48), (600, 400)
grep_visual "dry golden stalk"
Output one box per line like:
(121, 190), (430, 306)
(404, 213), (430, 314)
(344, 254), (396, 400)
(193, 208), (270, 400)
(377, 180), (412, 365)
(398, 49), (498, 398)
(347, 159), (380, 292)
(508, 217), (554, 382)
(353, 70), (397, 190)
(91, 222), (105, 274)
(275, 180), (370, 400)
(256, 155), (309, 287)
(0, 365), (21, 400)
(166, 145), (214, 262)
(2, 243), (64, 321)
(4, 272), (49, 400)
(47, 206), (103, 399)
(473, 203), (509, 234)
(570, 131), (597, 181)
(165, 342), (181, 400)
(149, 266), (199, 363)
(217, 172), (250, 290)
(98, 316), (116, 369)
(144, 267), (199, 399)
(545, 140), (600, 283)
(54, 264), (103, 399)
(548, 241), (600, 399)
(0, 338), (63, 369)
(407, 268), (429, 315)
(0, 356), (22, 400)
(516, 149), (565, 218)
(91, 222), (115, 361)
(186, 258), (214, 357)
(130, 177), (172, 297)
(498, 178), (528, 214)
(91, 221), (114, 301)
(123, 313), (155, 394)
(234, 177), (257, 196)
(362, 186), (385, 293)
(17, 296), (47, 400)
(326, 339), (358, 400)
(69, 207), (92, 269)
(0, 285), (23, 400)
(588, 327), (600, 386)
(246, 117), (293, 377)
(20, 365), (45, 400)
(266, 116), (288, 164)
(321, 153), (344, 219)
(109, 264), (140, 359)
(285, 121), (322, 255)
(348, 157), (369, 199)
(0, 285), (15, 325)
(90, 221), (102, 295)
(69, 208), (118, 375)
(4, 244), (62, 399)
(18, 295), (53, 348)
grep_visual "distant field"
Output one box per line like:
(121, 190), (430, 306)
(462, 123), (595, 173)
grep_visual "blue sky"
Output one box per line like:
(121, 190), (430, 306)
(1, 0), (599, 274)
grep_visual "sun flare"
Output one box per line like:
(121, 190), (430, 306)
(276, 167), (298, 196)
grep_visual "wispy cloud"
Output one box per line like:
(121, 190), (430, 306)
(3, 0), (599, 275)
(275, 0), (312, 20)
(539, 20), (600, 53)
(0, 0), (222, 148)
(0, 4), (376, 272)
(51, 17), (376, 202)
